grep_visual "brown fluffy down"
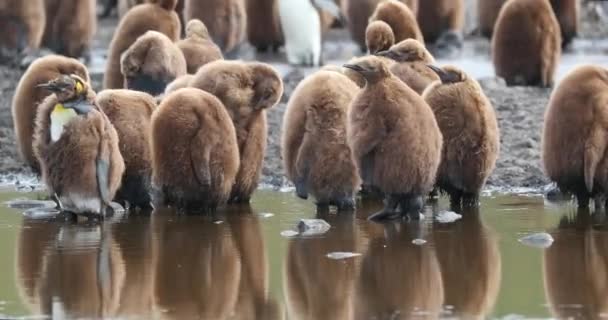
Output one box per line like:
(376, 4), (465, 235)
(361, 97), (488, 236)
(12, 55), (89, 172)
(379, 39), (439, 95)
(281, 70), (361, 207)
(104, 2), (181, 89)
(0, 0), (45, 52)
(417, 0), (464, 43)
(369, 0), (423, 44)
(366, 21), (395, 54)
(164, 74), (194, 94)
(150, 88), (240, 211)
(542, 65), (608, 207)
(245, 0), (283, 51)
(478, 0), (506, 38)
(347, 56), (442, 196)
(190, 60), (283, 203)
(177, 19), (223, 74)
(183, 0), (247, 53)
(422, 66), (500, 205)
(42, 0), (96, 59)
(97, 89), (157, 209)
(492, 0), (561, 87)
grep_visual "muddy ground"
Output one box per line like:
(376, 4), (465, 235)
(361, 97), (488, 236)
(1, 1), (607, 192)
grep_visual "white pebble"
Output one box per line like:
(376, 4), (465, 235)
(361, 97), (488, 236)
(518, 232), (554, 249)
(435, 211), (462, 224)
(281, 230), (299, 238)
(412, 239), (427, 245)
(326, 252), (362, 260)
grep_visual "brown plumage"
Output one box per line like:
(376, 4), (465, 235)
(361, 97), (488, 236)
(97, 89), (156, 210)
(0, 0), (45, 54)
(417, 0), (464, 43)
(245, 0), (283, 52)
(104, 0), (181, 89)
(12, 55), (89, 171)
(190, 60), (283, 203)
(478, 0), (506, 38)
(119, 0), (184, 18)
(344, 0), (417, 52)
(376, 38), (439, 95)
(492, 0), (561, 87)
(33, 75), (125, 216)
(177, 19), (223, 74)
(282, 70), (360, 210)
(150, 88), (239, 211)
(366, 21), (395, 54)
(164, 74), (194, 94)
(542, 65), (608, 208)
(344, 56), (442, 220)
(183, 0), (247, 53)
(121, 30), (187, 96)
(423, 65), (500, 207)
(369, 0), (423, 45)
(42, 0), (96, 59)
(550, 0), (579, 48)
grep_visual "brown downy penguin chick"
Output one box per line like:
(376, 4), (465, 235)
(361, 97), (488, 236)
(366, 21), (395, 54)
(423, 65), (500, 208)
(12, 55), (89, 172)
(282, 70), (361, 210)
(97, 89), (156, 210)
(151, 88), (240, 211)
(33, 75), (125, 217)
(417, 0), (464, 43)
(183, 0), (247, 53)
(478, 0), (506, 38)
(549, 0), (579, 48)
(121, 30), (187, 96)
(492, 0), (561, 87)
(164, 74), (194, 94)
(42, 0), (96, 60)
(369, 0), (423, 45)
(0, 0), (45, 55)
(104, 0), (181, 90)
(542, 65), (608, 208)
(246, 0), (284, 52)
(375, 38), (439, 95)
(190, 61), (283, 203)
(176, 19), (223, 74)
(344, 56), (442, 221)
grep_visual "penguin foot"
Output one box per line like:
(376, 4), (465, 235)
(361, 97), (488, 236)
(368, 194), (401, 221)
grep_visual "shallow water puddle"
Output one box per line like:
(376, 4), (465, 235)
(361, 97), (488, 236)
(0, 188), (605, 319)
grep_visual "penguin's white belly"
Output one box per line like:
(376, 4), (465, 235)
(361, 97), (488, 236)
(60, 194), (103, 215)
(279, 0), (322, 66)
(50, 107), (78, 142)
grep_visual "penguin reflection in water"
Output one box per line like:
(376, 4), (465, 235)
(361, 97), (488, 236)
(33, 75), (125, 218)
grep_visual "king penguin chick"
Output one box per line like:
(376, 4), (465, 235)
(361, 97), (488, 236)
(417, 0), (464, 55)
(423, 65), (500, 208)
(478, 0), (506, 38)
(104, 0), (181, 89)
(97, 89), (156, 210)
(542, 65), (608, 208)
(375, 39), (439, 95)
(278, 0), (343, 66)
(42, 0), (96, 60)
(366, 21), (395, 54)
(246, 0), (284, 52)
(33, 75), (125, 217)
(164, 74), (194, 94)
(176, 19), (223, 74)
(12, 55), (89, 172)
(549, 0), (579, 48)
(190, 60), (283, 203)
(0, 0), (45, 55)
(492, 0), (561, 87)
(183, 0), (247, 54)
(282, 70), (361, 211)
(121, 30), (187, 96)
(369, 0), (423, 45)
(344, 56), (442, 221)
(151, 88), (240, 211)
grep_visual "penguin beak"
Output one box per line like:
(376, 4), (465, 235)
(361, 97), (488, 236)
(343, 64), (365, 73)
(427, 65), (460, 84)
(36, 81), (71, 93)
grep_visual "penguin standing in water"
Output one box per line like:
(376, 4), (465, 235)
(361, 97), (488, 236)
(278, 0), (343, 66)
(33, 75), (125, 217)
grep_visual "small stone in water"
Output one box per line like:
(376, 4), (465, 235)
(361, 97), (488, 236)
(435, 211), (462, 223)
(326, 252), (362, 260)
(297, 219), (331, 236)
(412, 239), (427, 245)
(518, 233), (554, 249)
(280, 230), (299, 238)
(214, 220), (224, 225)
(259, 212), (274, 218)
(23, 207), (60, 219)
(6, 199), (56, 210)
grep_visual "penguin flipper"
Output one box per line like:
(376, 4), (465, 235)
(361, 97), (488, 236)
(96, 158), (111, 206)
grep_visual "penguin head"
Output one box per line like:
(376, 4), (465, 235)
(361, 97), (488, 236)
(343, 56), (391, 84)
(375, 39), (434, 64)
(186, 19), (211, 40)
(38, 74), (89, 102)
(250, 63), (284, 111)
(427, 65), (467, 84)
(366, 21), (395, 55)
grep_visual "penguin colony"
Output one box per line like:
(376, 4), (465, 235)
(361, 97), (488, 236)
(4, 0), (600, 219)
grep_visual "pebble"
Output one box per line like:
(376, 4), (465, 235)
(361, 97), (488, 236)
(435, 211), (462, 224)
(412, 239), (427, 246)
(297, 219), (331, 236)
(6, 199), (56, 210)
(280, 230), (299, 238)
(259, 212), (275, 218)
(518, 232), (554, 249)
(326, 252), (362, 260)
(22, 207), (61, 219)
